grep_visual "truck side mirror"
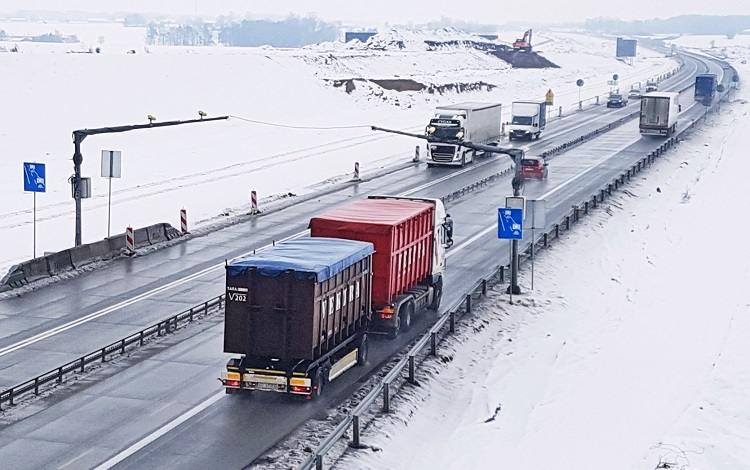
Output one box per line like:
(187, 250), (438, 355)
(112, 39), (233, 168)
(443, 217), (454, 248)
(533, 123), (538, 127)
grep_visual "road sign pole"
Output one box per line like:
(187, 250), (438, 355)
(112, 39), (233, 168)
(107, 176), (112, 237)
(531, 226), (535, 290)
(509, 241), (513, 304)
(107, 151), (114, 238)
(33, 192), (37, 258)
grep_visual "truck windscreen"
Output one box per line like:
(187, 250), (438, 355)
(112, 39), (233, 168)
(512, 116), (533, 125)
(429, 119), (462, 139)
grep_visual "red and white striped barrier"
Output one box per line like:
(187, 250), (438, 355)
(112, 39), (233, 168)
(352, 162), (361, 181)
(180, 208), (188, 233)
(125, 226), (135, 254)
(251, 190), (258, 214)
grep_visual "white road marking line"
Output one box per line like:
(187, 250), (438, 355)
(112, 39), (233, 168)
(58, 449), (93, 470)
(92, 392), (225, 470)
(149, 400), (176, 417)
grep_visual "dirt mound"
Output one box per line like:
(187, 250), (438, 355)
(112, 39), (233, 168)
(328, 78), (496, 94)
(489, 49), (560, 68)
(424, 39), (559, 69)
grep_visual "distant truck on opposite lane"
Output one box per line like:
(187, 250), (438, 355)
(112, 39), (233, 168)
(425, 102), (503, 167)
(508, 100), (547, 141)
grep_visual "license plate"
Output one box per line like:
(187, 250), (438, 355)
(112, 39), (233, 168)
(256, 382), (276, 390)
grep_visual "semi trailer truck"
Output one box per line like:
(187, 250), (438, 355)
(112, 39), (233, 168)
(425, 102), (502, 167)
(220, 237), (374, 398)
(219, 195), (454, 398)
(310, 196), (453, 338)
(508, 100), (547, 141)
(639, 92), (680, 137)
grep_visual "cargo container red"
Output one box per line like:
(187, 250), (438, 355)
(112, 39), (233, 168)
(309, 198), (435, 335)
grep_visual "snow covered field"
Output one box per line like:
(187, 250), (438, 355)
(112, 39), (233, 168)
(0, 23), (675, 277)
(324, 43), (750, 470)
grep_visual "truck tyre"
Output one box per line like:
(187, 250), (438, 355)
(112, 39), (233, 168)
(388, 319), (401, 339)
(400, 302), (414, 333)
(312, 368), (325, 398)
(429, 279), (443, 311)
(357, 335), (369, 366)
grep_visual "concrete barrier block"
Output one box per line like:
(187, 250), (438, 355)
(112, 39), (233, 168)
(1, 264), (26, 288)
(146, 223), (167, 245)
(46, 250), (74, 275)
(107, 235), (126, 254)
(133, 227), (150, 248)
(89, 240), (113, 260)
(69, 244), (93, 268)
(165, 224), (182, 240)
(22, 257), (50, 283)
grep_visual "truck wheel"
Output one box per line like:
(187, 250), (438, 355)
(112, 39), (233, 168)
(429, 279), (443, 311)
(399, 302), (414, 333)
(312, 368), (325, 398)
(357, 335), (369, 366)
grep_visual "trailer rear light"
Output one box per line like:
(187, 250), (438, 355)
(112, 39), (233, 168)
(225, 380), (240, 387)
(248, 381), (257, 388)
(277, 384), (285, 390)
(380, 313), (393, 319)
(291, 385), (312, 394)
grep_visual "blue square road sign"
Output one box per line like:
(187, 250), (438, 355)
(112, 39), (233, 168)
(24, 162), (46, 193)
(498, 207), (523, 240)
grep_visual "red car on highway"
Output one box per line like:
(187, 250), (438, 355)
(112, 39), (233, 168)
(520, 156), (548, 179)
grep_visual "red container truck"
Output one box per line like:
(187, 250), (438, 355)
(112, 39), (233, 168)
(309, 195), (453, 338)
(219, 237), (374, 398)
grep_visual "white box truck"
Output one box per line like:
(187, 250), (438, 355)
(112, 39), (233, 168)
(508, 100), (547, 141)
(639, 92), (680, 137)
(425, 102), (502, 167)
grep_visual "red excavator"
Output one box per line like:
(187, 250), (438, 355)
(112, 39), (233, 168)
(513, 29), (532, 52)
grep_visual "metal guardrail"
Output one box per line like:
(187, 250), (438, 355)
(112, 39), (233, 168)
(0, 294), (225, 410)
(295, 72), (735, 470)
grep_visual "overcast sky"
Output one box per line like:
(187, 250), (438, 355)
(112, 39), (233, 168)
(2, 0), (750, 25)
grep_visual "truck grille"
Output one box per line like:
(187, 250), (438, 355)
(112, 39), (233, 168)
(431, 145), (455, 162)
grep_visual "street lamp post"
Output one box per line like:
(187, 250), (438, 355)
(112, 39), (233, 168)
(70, 114), (228, 246)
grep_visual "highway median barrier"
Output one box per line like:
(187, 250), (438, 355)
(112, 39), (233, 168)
(46, 250), (74, 276)
(146, 223), (168, 245)
(22, 257), (51, 284)
(68, 244), (94, 269)
(88, 239), (112, 261)
(133, 227), (150, 248)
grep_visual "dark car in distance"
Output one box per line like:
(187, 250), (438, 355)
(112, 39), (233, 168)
(607, 93), (628, 108)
